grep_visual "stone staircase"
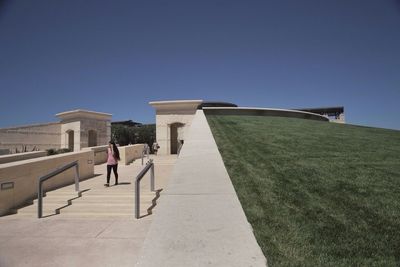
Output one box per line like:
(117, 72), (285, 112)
(0, 154), (178, 267)
(15, 190), (157, 218)
(13, 155), (177, 219)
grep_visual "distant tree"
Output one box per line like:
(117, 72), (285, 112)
(111, 124), (155, 147)
(111, 125), (131, 146)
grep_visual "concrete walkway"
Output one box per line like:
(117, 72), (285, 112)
(136, 110), (267, 267)
(0, 155), (176, 267)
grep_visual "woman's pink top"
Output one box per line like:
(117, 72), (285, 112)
(107, 147), (117, 165)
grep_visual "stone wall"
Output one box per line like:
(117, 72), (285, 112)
(150, 100), (202, 155)
(118, 144), (146, 165)
(0, 122), (61, 153)
(155, 113), (197, 155)
(0, 151), (47, 164)
(79, 118), (111, 149)
(0, 150), (94, 216)
(82, 145), (108, 165)
(57, 110), (112, 152)
(60, 121), (81, 151)
(0, 109), (112, 154)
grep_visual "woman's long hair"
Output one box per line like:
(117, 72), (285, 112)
(109, 141), (120, 160)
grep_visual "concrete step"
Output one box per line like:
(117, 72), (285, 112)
(16, 211), (152, 217)
(44, 191), (134, 196)
(13, 212), (136, 218)
(31, 198), (156, 206)
(33, 197), (156, 206)
(18, 204), (139, 214)
(17, 205), (157, 217)
(43, 191), (79, 196)
(44, 189), (155, 196)
(42, 191), (155, 197)
(31, 196), (157, 207)
(20, 199), (156, 207)
(17, 202), (157, 214)
(19, 193), (159, 214)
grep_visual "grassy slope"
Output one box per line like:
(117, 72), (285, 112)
(206, 115), (400, 267)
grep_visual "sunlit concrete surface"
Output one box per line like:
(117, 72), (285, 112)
(0, 155), (176, 267)
(135, 110), (267, 267)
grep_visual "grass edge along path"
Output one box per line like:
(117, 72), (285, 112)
(206, 115), (400, 267)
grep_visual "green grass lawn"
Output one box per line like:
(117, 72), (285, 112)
(206, 115), (400, 267)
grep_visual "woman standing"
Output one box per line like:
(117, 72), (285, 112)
(152, 141), (160, 155)
(105, 141), (120, 187)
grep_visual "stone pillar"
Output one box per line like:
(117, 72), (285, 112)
(149, 100), (203, 155)
(56, 110), (112, 152)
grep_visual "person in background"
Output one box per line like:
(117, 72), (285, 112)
(152, 141), (160, 155)
(177, 140), (184, 155)
(104, 141), (120, 187)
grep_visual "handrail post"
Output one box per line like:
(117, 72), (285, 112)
(74, 163), (80, 192)
(37, 161), (79, 218)
(150, 163), (155, 192)
(38, 183), (43, 218)
(135, 159), (154, 219)
(135, 179), (140, 219)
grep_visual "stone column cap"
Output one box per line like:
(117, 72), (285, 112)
(56, 109), (112, 122)
(149, 100), (203, 112)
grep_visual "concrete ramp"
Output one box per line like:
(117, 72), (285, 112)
(136, 110), (267, 266)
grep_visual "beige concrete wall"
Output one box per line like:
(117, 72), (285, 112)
(79, 118), (111, 149)
(118, 144), (146, 165)
(82, 145), (108, 165)
(0, 122), (61, 153)
(0, 110), (112, 154)
(150, 101), (203, 155)
(0, 150), (94, 216)
(0, 151), (47, 164)
(156, 114), (197, 155)
(57, 109), (112, 152)
(60, 121), (81, 151)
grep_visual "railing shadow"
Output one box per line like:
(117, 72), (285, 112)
(41, 189), (91, 218)
(111, 182), (131, 186)
(139, 188), (163, 219)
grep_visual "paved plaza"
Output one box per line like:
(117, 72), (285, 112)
(0, 155), (176, 267)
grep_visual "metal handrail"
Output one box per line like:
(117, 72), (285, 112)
(135, 159), (155, 219)
(37, 160), (80, 218)
(141, 144), (150, 165)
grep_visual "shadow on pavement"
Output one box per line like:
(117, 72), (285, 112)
(41, 189), (91, 218)
(139, 189), (163, 219)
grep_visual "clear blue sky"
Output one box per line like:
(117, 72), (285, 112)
(1, 0), (399, 129)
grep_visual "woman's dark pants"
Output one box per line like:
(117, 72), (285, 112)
(107, 164), (118, 184)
